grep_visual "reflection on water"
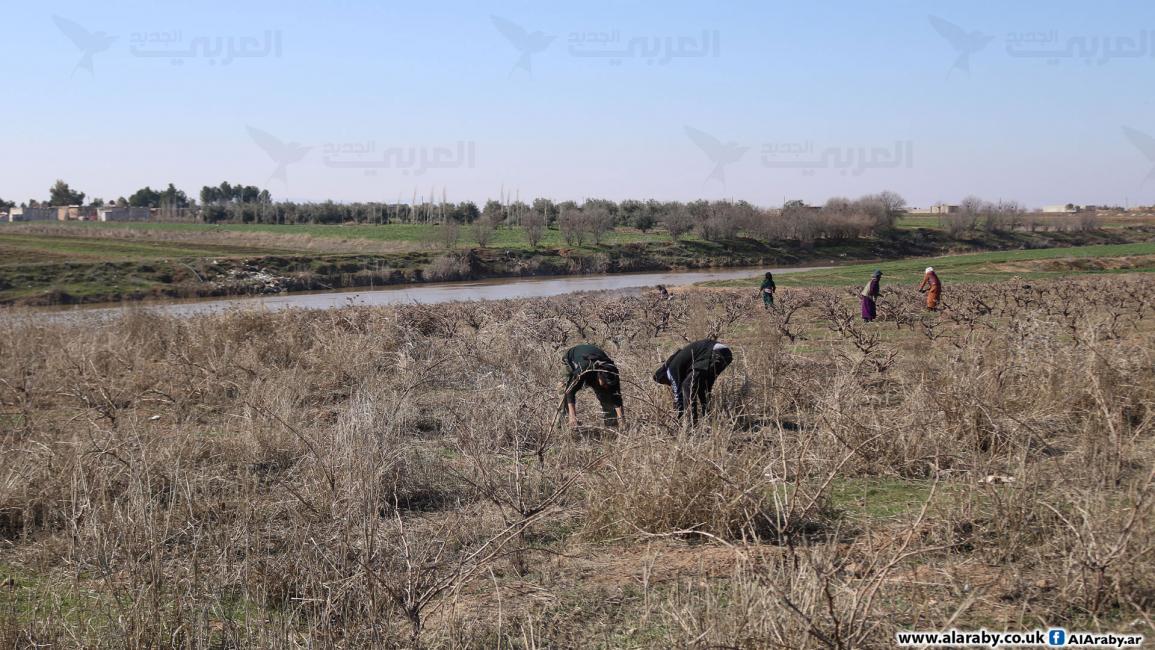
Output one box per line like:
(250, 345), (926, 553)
(23, 266), (827, 321)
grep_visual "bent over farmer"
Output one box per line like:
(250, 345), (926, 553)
(560, 344), (623, 428)
(861, 270), (882, 321)
(652, 339), (733, 424)
(759, 272), (776, 309)
(918, 266), (941, 310)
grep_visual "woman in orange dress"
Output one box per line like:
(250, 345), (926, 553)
(918, 266), (941, 310)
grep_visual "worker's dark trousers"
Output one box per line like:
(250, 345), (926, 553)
(669, 369), (716, 424)
(592, 387), (620, 427)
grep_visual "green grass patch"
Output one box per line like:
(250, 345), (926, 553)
(707, 242), (1155, 288)
(0, 562), (101, 633)
(0, 233), (294, 264)
(895, 215), (943, 230)
(829, 478), (939, 520)
(0, 221), (682, 252)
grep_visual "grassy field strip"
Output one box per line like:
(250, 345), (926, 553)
(0, 234), (298, 264)
(0, 221), (676, 251)
(708, 242), (1155, 287)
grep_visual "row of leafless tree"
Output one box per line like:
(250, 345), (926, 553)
(456, 192), (910, 246)
(938, 196), (1098, 235)
(659, 191), (907, 244)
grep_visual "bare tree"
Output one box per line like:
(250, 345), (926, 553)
(996, 200), (1025, 232)
(819, 197), (869, 240)
(522, 210), (546, 248)
(585, 207), (615, 245)
(558, 208), (587, 246)
(873, 190), (907, 227)
(958, 195), (985, 231)
(663, 205), (695, 241)
(437, 221), (459, 250)
(472, 219), (495, 248)
(697, 202), (742, 241)
(781, 202), (819, 244)
(855, 195), (892, 233)
(1078, 210), (1102, 231)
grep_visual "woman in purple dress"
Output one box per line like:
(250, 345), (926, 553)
(861, 270), (881, 321)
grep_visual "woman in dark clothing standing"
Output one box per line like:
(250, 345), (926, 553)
(861, 270), (882, 322)
(759, 272), (776, 309)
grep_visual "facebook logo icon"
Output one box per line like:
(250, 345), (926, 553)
(1048, 628), (1066, 646)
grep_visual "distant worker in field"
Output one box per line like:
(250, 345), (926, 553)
(759, 272), (776, 309)
(918, 266), (942, 310)
(861, 270), (882, 321)
(560, 344), (624, 428)
(653, 339), (733, 424)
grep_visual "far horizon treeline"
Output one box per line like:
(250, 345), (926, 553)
(0, 180), (1110, 245)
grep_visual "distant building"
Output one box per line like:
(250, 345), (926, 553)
(909, 204), (958, 215)
(7, 207), (57, 222)
(97, 207), (151, 222)
(54, 205), (99, 221)
(1041, 204), (1080, 213)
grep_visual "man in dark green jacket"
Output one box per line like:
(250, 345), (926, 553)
(560, 344), (624, 427)
(652, 339), (733, 423)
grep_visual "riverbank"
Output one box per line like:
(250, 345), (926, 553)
(706, 241), (1155, 288)
(23, 266), (830, 321)
(1, 226), (1150, 306)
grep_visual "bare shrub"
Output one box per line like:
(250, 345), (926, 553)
(781, 203), (820, 244)
(557, 208), (587, 246)
(871, 189), (906, 228)
(522, 210), (546, 248)
(582, 429), (834, 543)
(819, 197), (872, 240)
(425, 252), (472, 280)
(1078, 210), (1102, 231)
(434, 220), (459, 249)
(697, 203), (743, 241)
(941, 211), (969, 237)
(663, 205), (695, 241)
(471, 219), (495, 248)
(584, 206), (615, 245)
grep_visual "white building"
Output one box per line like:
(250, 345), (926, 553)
(1041, 204), (1080, 213)
(908, 204), (959, 215)
(97, 207), (151, 222)
(7, 207), (57, 222)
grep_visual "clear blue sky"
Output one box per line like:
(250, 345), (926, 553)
(4, 0), (1155, 208)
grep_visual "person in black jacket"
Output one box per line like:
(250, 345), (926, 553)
(560, 344), (624, 427)
(652, 339), (733, 423)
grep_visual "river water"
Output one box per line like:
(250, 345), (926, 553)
(20, 266), (826, 321)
